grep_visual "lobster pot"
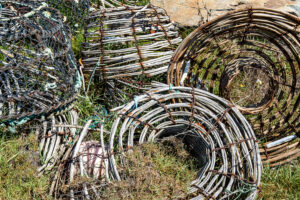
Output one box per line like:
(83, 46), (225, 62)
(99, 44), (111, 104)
(54, 85), (262, 200)
(82, 4), (182, 103)
(45, 0), (139, 32)
(168, 8), (300, 150)
(47, 118), (110, 199)
(107, 85), (261, 200)
(36, 107), (110, 174)
(0, 1), (80, 127)
(260, 134), (300, 167)
(90, 0), (139, 8)
(36, 110), (79, 174)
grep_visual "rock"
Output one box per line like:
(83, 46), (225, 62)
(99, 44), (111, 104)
(151, 0), (300, 26)
(76, 140), (108, 179)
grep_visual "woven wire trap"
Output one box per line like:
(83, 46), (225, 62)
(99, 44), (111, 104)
(37, 109), (79, 174)
(167, 8), (300, 165)
(38, 115), (109, 199)
(45, 0), (139, 32)
(52, 85), (262, 200)
(36, 107), (111, 175)
(81, 4), (182, 104)
(0, 0), (80, 127)
(89, 0), (139, 8)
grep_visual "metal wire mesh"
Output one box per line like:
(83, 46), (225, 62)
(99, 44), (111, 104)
(37, 109), (110, 174)
(51, 85), (262, 200)
(81, 4), (182, 104)
(167, 8), (300, 165)
(37, 110), (79, 174)
(45, 0), (140, 32)
(90, 0), (139, 8)
(0, 0), (80, 127)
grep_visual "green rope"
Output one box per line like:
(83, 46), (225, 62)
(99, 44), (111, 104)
(86, 61), (99, 95)
(225, 181), (257, 200)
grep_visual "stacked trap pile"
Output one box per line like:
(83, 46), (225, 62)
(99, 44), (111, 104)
(81, 4), (182, 104)
(0, 0), (80, 128)
(0, 2), (295, 199)
(51, 86), (262, 200)
(167, 8), (300, 166)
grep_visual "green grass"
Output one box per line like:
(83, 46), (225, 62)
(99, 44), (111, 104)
(71, 31), (84, 59)
(0, 131), (52, 199)
(258, 159), (300, 200)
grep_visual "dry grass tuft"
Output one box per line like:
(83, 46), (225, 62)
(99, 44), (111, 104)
(100, 139), (199, 200)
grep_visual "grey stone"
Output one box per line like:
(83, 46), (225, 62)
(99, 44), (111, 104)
(150, 0), (300, 26)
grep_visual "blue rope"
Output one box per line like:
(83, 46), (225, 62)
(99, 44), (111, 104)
(134, 96), (139, 109)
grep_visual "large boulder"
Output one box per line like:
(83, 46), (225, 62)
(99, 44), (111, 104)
(151, 0), (300, 26)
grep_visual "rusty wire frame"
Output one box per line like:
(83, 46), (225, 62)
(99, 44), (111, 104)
(0, 0), (80, 127)
(45, 0), (142, 32)
(37, 110), (79, 174)
(81, 4), (182, 104)
(90, 0), (139, 8)
(36, 109), (111, 175)
(51, 85), (262, 200)
(44, 117), (109, 199)
(167, 8), (300, 166)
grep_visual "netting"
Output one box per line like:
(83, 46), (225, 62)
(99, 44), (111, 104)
(167, 8), (300, 165)
(51, 85), (261, 200)
(0, 0), (80, 127)
(81, 4), (182, 105)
